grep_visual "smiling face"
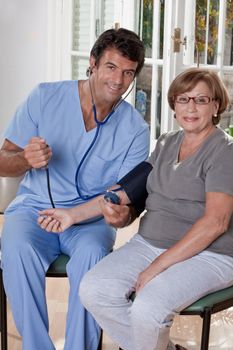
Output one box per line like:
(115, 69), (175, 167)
(89, 48), (138, 106)
(174, 81), (219, 135)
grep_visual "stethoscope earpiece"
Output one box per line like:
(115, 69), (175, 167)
(86, 67), (92, 77)
(86, 66), (95, 77)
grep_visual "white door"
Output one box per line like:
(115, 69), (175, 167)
(135, 0), (233, 148)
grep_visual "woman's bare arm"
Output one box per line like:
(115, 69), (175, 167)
(136, 191), (233, 292)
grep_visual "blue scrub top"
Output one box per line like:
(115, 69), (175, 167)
(4, 81), (149, 213)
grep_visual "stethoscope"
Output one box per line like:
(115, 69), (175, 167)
(46, 76), (135, 209)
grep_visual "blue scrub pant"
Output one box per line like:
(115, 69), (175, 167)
(1, 210), (116, 350)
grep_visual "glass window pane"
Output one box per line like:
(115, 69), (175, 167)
(137, 0), (165, 59)
(72, 0), (91, 51)
(72, 56), (89, 80)
(224, 1), (233, 66)
(135, 64), (162, 138)
(159, 0), (165, 59)
(139, 0), (154, 58)
(195, 0), (219, 65)
(103, 0), (114, 30)
(135, 65), (152, 124)
(155, 66), (163, 138)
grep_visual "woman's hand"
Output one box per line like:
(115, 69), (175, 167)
(135, 259), (165, 293)
(135, 265), (157, 293)
(38, 208), (75, 233)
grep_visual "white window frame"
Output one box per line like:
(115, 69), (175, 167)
(47, 0), (233, 148)
(46, 0), (63, 82)
(46, 0), (136, 80)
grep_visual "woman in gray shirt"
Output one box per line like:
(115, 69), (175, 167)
(39, 68), (233, 350)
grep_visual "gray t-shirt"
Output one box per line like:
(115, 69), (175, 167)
(139, 127), (233, 257)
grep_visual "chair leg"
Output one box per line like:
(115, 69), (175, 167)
(97, 329), (103, 350)
(117, 307), (211, 350)
(0, 269), (7, 350)
(200, 307), (211, 350)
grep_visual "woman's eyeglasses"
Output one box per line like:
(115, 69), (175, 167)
(175, 95), (214, 105)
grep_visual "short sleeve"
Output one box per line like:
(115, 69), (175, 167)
(205, 142), (233, 195)
(148, 133), (167, 166)
(4, 85), (41, 148)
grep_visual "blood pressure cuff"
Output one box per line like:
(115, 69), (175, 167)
(117, 161), (153, 216)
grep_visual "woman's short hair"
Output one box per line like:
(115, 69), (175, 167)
(90, 28), (145, 76)
(167, 68), (230, 125)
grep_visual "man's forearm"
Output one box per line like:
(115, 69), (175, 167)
(0, 149), (30, 177)
(68, 189), (132, 225)
(69, 196), (103, 223)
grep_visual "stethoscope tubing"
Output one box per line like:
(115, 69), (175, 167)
(75, 104), (115, 201)
(46, 78), (135, 207)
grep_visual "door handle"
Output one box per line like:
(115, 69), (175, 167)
(172, 28), (187, 52)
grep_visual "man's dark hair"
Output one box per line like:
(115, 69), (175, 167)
(90, 28), (145, 76)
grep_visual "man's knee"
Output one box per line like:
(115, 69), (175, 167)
(2, 235), (40, 271)
(76, 241), (109, 265)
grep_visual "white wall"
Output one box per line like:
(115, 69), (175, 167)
(0, 0), (48, 145)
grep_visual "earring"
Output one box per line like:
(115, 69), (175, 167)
(213, 113), (218, 118)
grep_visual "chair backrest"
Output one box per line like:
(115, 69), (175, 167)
(0, 176), (22, 214)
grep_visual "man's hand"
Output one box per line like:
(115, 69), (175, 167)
(99, 199), (133, 228)
(24, 137), (52, 169)
(0, 138), (52, 176)
(38, 208), (75, 233)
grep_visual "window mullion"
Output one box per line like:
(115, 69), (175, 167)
(183, 0), (196, 66)
(60, 0), (72, 79)
(217, 0), (227, 71)
(161, 0), (178, 134)
(204, 0), (210, 65)
(89, 0), (97, 48)
(150, 0), (161, 145)
(46, 0), (63, 81)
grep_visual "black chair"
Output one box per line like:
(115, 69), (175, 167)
(180, 285), (233, 349)
(0, 254), (103, 350)
(118, 284), (233, 350)
(0, 269), (7, 350)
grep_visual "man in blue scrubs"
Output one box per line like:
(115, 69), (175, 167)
(0, 28), (149, 350)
